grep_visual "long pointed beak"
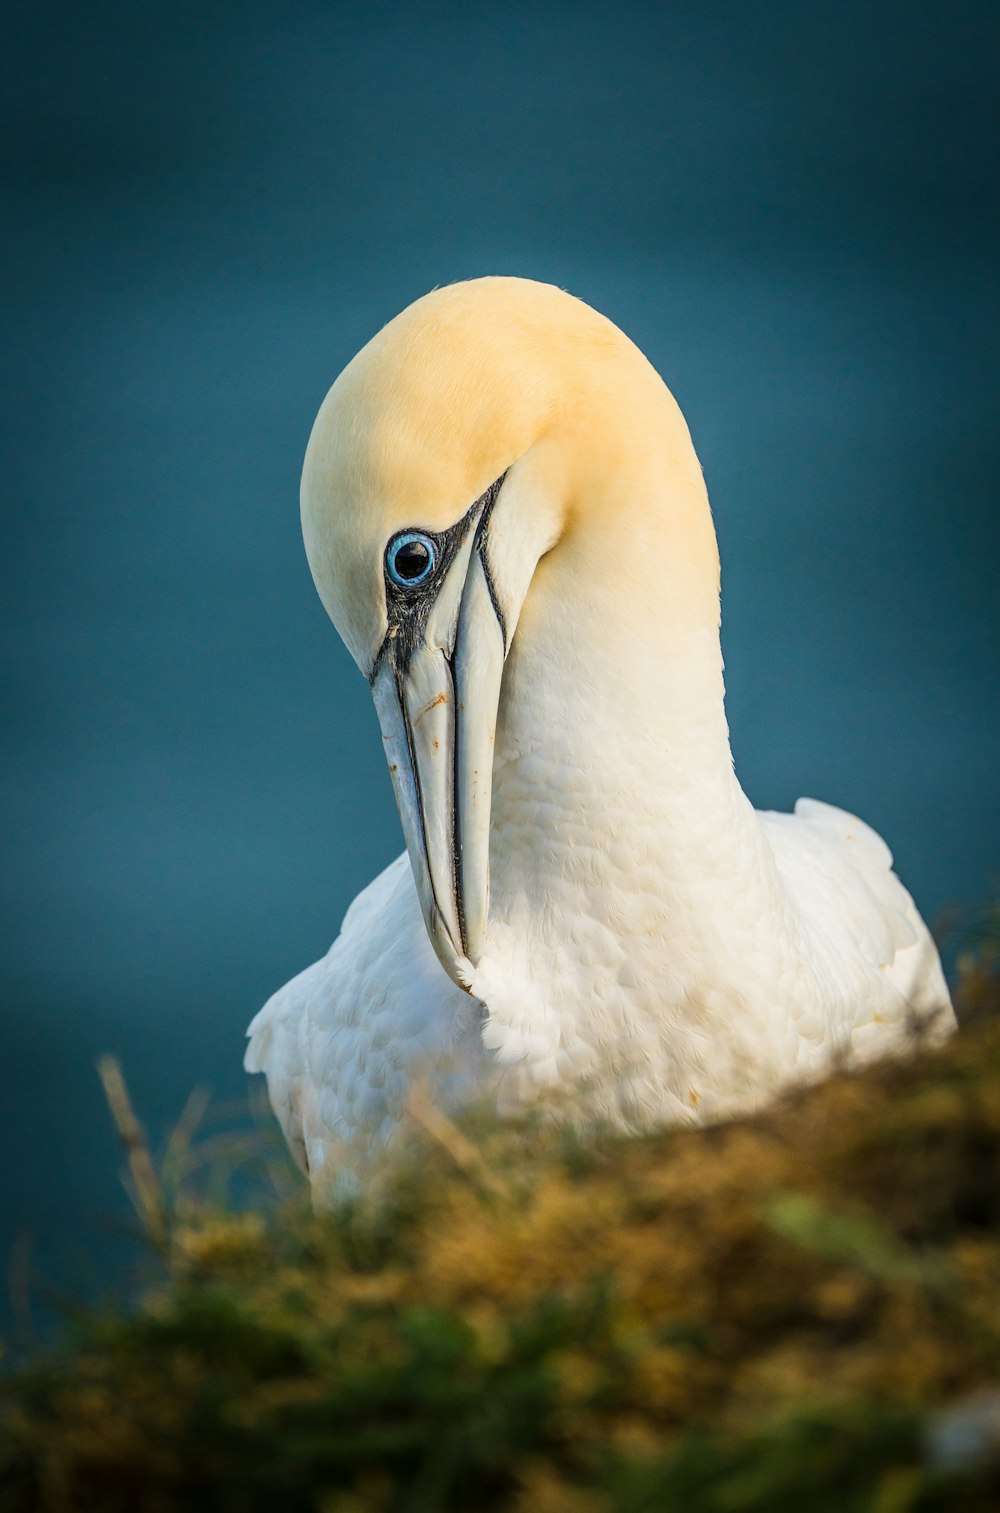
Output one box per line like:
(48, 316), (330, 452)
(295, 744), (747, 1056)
(371, 547), (505, 988)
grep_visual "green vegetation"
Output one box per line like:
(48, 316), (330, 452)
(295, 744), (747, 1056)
(2, 924), (999, 1512)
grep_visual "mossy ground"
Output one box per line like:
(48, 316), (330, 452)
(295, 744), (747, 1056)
(2, 920), (999, 1512)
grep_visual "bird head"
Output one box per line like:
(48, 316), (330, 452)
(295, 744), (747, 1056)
(300, 277), (718, 987)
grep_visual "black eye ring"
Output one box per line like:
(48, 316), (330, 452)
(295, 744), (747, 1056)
(386, 531), (436, 588)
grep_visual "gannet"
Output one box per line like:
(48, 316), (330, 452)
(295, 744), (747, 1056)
(246, 276), (954, 1185)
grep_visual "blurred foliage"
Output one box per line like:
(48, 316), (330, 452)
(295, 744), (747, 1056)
(1, 926), (999, 1512)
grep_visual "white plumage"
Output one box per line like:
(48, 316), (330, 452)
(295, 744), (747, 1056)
(246, 277), (954, 1191)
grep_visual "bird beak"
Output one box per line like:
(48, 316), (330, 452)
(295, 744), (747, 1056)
(370, 533), (506, 988)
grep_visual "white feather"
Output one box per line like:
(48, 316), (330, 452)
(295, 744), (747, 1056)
(247, 854), (488, 1181)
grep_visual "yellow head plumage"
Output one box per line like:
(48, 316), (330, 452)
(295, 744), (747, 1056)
(301, 276), (718, 675)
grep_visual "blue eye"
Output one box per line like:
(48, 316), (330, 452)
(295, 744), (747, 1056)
(386, 531), (436, 588)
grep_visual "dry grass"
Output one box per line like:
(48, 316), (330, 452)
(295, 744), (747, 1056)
(1, 922), (999, 1511)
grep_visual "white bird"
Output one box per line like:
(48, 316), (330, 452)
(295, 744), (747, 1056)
(246, 277), (954, 1188)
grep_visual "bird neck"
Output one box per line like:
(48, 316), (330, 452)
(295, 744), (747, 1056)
(486, 454), (776, 963)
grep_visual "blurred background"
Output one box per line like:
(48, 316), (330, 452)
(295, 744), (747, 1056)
(2, 0), (998, 1319)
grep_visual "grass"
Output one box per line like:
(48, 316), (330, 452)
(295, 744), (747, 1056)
(1, 918), (999, 1511)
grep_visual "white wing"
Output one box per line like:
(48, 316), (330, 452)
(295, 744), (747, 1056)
(246, 853), (487, 1186)
(244, 956), (321, 1174)
(760, 796), (954, 1059)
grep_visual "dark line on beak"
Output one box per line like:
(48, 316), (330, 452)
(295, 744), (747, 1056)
(392, 663), (431, 917)
(369, 635), (390, 687)
(393, 664), (421, 811)
(444, 649), (468, 959)
(395, 660), (467, 963)
(472, 471), (509, 655)
(478, 544), (508, 656)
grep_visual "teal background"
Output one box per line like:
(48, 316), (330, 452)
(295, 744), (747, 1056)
(2, 1), (998, 1315)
